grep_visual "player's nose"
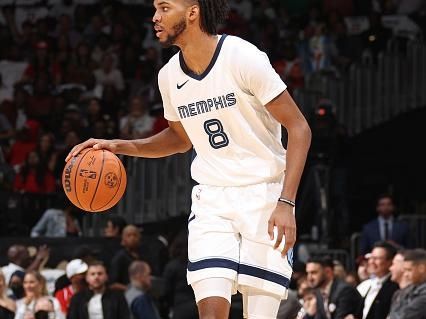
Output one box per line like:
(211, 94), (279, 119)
(152, 10), (161, 23)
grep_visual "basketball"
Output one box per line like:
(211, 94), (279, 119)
(62, 148), (127, 212)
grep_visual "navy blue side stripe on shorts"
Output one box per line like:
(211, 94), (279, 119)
(188, 258), (239, 272)
(239, 263), (290, 288)
(187, 258), (290, 288)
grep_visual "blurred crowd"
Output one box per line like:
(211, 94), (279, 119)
(0, 0), (425, 196)
(0, 213), (425, 319)
(0, 0), (425, 318)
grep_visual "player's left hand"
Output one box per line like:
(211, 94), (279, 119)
(268, 202), (296, 257)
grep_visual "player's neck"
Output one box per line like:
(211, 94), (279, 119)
(178, 31), (219, 75)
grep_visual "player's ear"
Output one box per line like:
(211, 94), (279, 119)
(187, 4), (199, 22)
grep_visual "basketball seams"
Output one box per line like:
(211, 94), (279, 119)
(95, 154), (124, 211)
(73, 149), (91, 210)
(89, 150), (105, 211)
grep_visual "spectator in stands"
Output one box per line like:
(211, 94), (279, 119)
(0, 270), (16, 319)
(93, 53), (125, 92)
(345, 272), (360, 288)
(125, 261), (153, 307)
(103, 215), (127, 238)
(33, 296), (58, 319)
(389, 251), (411, 289)
(360, 194), (409, 255)
(55, 259), (88, 315)
(13, 151), (56, 194)
(356, 242), (399, 319)
(120, 96), (154, 139)
(21, 40), (61, 85)
(162, 230), (197, 319)
(109, 225), (146, 290)
(131, 269), (161, 319)
(35, 133), (58, 173)
(7, 120), (40, 170)
(67, 261), (130, 319)
(305, 256), (363, 319)
(27, 74), (55, 123)
(388, 250), (412, 318)
(388, 248), (426, 319)
(15, 270), (63, 319)
(30, 197), (81, 237)
(8, 270), (25, 300)
(2, 246), (31, 285)
(356, 255), (370, 282)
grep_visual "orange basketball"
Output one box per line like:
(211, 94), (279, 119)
(62, 148), (127, 212)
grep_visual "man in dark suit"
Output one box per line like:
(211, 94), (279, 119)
(357, 242), (399, 319)
(306, 256), (363, 319)
(360, 194), (409, 255)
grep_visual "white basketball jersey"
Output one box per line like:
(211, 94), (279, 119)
(158, 35), (287, 186)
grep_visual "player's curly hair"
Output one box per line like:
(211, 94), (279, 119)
(195, 0), (229, 35)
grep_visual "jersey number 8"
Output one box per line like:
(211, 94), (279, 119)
(204, 119), (229, 149)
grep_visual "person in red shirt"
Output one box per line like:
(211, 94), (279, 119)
(55, 259), (88, 315)
(13, 151), (56, 193)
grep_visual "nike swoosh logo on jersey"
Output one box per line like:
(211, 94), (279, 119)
(177, 80), (189, 89)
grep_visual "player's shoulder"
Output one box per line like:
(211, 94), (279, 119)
(158, 51), (180, 79)
(223, 34), (264, 56)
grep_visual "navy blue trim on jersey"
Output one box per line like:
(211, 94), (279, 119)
(179, 34), (228, 81)
(187, 258), (290, 288)
(188, 214), (196, 224)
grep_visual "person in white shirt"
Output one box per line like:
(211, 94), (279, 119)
(66, 0), (311, 318)
(356, 242), (399, 319)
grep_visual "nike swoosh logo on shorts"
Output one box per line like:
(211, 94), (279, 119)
(177, 80), (189, 89)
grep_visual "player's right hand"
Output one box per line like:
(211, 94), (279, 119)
(65, 138), (117, 162)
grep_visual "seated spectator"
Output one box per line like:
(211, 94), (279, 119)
(7, 120), (39, 170)
(2, 245), (50, 287)
(31, 197), (81, 237)
(357, 242), (399, 319)
(8, 270), (25, 300)
(389, 249), (426, 319)
(120, 96), (154, 139)
(27, 75), (55, 123)
(55, 259), (88, 315)
(13, 151), (56, 194)
(33, 296), (57, 319)
(104, 215), (127, 239)
(15, 271), (63, 319)
(0, 270), (16, 319)
(390, 250), (411, 289)
(35, 133), (58, 173)
(360, 194), (409, 255)
(162, 230), (197, 319)
(93, 53), (125, 92)
(125, 261), (152, 307)
(110, 225), (147, 290)
(305, 256), (363, 319)
(67, 261), (130, 319)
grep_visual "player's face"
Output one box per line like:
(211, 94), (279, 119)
(306, 263), (326, 289)
(86, 265), (108, 290)
(152, 0), (189, 47)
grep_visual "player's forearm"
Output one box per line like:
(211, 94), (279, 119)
(280, 122), (311, 201)
(115, 127), (192, 158)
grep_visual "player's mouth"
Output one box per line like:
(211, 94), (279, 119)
(154, 25), (164, 38)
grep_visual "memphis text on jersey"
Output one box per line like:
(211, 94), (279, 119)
(177, 92), (236, 119)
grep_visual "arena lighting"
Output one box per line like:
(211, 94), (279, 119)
(317, 107), (327, 116)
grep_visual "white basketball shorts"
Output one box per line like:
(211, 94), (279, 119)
(187, 182), (293, 299)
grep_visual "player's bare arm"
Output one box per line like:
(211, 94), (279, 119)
(265, 89), (312, 256)
(65, 121), (192, 162)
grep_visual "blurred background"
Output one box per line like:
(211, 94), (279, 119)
(0, 0), (425, 319)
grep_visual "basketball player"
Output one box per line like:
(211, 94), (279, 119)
(66, 0), (311, 318)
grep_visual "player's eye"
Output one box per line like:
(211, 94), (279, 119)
(162, 7), (169, 12)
